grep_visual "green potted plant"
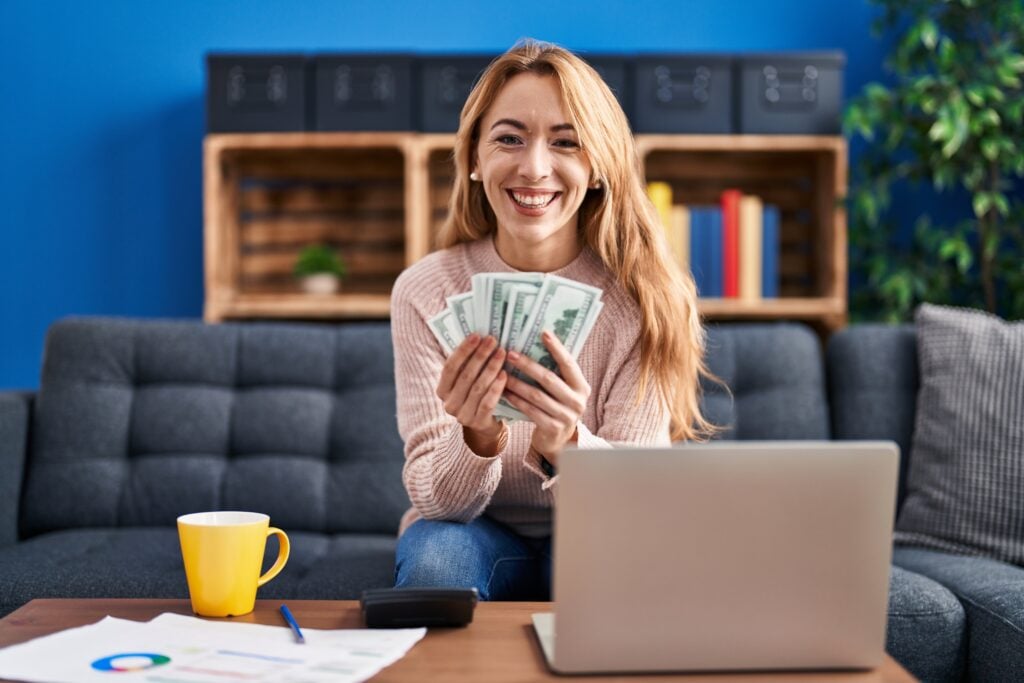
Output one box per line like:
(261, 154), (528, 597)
(293, 244), (347, 295)
(844, 0), (1024, 322)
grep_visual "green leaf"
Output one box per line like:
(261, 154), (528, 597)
(938, 37), (956, 68)
(920, 18), (939, 50)
(981, 139), (1000, 161)
(997, 65), (1022, 87)
(929, 118), (952, 142)
(957, 249), (973, 274)
(865, 83), (891, 102)
(993, 193), (1011, 217)
(942, 124), (968, 158)
(966, 87), (986, 107)
(938, 239), (958, 260)
(985, 86), (1006, 103)
(973, 193), (993, 217)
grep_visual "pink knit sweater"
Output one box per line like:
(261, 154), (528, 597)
(391, 237), (671, 537)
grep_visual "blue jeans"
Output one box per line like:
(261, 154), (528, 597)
(394, 516), (552, 601)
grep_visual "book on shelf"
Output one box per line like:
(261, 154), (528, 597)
(720, 189), (741, 298)
(646, 184), (779, 301)
(671, 204), (690, 272)
(689, 206), (723, 298)
(739, 194), (763, 301)
(762, 204), (780, 298)
(647, 181), (686, 270)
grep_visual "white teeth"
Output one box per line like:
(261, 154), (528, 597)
(511, 192), (556, 208)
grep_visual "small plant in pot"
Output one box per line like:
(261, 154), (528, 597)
(294, 244), (347, 295)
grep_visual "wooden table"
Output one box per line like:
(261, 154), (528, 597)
(0, 599), (915, 682)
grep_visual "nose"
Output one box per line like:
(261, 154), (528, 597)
(519, 140), (552, 182)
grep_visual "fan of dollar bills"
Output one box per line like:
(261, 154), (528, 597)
(428, 273), (604, 422)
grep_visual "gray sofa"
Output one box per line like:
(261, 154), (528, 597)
(0, 316), (1017, 681)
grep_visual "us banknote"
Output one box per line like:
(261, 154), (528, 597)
(428, 273), (604, 423)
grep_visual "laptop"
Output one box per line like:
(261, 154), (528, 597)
(532, 441), (899, 674)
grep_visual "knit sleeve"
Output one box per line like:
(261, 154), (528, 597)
(588, 338), (672, 447)
(391, 265), (505, 523)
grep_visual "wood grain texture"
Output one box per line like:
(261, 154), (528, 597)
(0, 599), (914, 683)
(203, 133), (848, 332)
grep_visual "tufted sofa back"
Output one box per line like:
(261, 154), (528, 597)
(826, 324), (918, 509)
(20, 318), (834, 540)
(21, 318), (409, 538)
(701, 323), (831, 440)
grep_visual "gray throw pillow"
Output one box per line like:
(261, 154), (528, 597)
(894, 303), (1024, 565)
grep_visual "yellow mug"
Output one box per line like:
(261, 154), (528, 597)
(177, 511), (289, 617)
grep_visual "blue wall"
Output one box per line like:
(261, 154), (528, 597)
(1, 0), (888, 389)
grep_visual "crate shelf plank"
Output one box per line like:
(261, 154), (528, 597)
(204, 132), (847, 333)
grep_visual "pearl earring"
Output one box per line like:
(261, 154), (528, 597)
(470, 172), (481, 181)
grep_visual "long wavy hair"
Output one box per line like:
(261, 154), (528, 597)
(439, 39), (716, 441)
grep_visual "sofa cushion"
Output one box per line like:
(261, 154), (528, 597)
(825, 324), (918, 507)
(894, 545), (1024, 681)
(0, 528), (397, 617)
(894, 304), (1024, 565)
(21, 318), (409, 538)
(702, 323), (829, 439)
(886, 564), (967, 683)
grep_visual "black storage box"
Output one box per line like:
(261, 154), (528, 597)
(736, 52), (845, 134)
(632, 54), (734, 134)
(584, 54), (633, 124)
(206, 54), (309, 133)
(418, 55), (496, 132)
(312, 54), (415, 131)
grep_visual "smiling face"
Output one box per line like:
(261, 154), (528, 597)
(473, 72), (594, 270)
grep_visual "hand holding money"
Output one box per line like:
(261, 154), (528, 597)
(504, 330), (590, 464)
(428, 273), (604, 424)
(435, 334), (508, 455)
(436, 334), (507, 425)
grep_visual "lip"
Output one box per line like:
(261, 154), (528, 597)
(507, 187), (561, 195)
(506, 189), (561, 216)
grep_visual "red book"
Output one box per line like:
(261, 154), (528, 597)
(721, 189), (742, 298)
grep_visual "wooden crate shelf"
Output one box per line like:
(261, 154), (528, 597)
(205, 132), (847, 333)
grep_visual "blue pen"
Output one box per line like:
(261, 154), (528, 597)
(280, 604), (305, 644)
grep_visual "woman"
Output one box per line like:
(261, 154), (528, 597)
(390, 39), (715, 600)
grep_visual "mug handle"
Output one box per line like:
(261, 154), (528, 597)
(257, 527), (290, 587)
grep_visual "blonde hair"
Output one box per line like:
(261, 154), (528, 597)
(439, 39), (716, 441)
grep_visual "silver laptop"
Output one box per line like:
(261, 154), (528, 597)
(532, 441), (899, 674)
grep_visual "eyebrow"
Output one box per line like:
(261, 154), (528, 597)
(490, 118), (576, 133)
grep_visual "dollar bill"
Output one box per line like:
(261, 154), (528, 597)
(512, 275), (604, 384)
(492, 276), (604, 422)
(427, 272), (604, 423)
(446, 292), (476, 337)
(470, 274), (491, 335)
(426, 309), (462, 355)
(499, 284), (541, 350)
(480, 273), (544, 340)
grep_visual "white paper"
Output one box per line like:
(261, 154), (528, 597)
(0, 613), (426, 683)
